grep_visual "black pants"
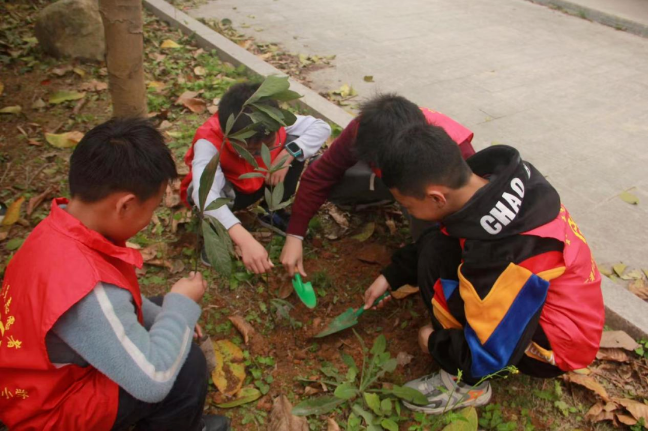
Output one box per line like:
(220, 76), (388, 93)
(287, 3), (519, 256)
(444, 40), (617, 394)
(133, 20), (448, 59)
(233, 157), (305, 211)
(329, 160), (434, 240)
(112, 297), (208, 431)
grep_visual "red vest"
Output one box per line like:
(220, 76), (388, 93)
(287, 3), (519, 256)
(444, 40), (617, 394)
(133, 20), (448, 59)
(371, 108), (475, 177)
(180, 113), (288, 205)
(0, 198), (144, 430)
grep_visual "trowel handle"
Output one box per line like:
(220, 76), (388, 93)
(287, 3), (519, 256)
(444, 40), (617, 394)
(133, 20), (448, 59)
(355, 292), (391, 317)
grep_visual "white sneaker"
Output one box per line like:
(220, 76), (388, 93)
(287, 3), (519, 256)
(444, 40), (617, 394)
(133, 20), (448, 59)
(402, 370), (492, 414)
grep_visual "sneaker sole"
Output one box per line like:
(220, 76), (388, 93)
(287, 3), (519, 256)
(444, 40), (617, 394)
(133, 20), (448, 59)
(402, 386), (492, 414)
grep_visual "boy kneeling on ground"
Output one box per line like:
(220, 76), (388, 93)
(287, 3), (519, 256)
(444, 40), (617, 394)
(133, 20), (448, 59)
(0, 119), (227, 430)
(364, 124), (605, 413)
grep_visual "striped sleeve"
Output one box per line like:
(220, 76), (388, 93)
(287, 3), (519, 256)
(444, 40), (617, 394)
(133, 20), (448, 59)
(52, 283), (201, 403)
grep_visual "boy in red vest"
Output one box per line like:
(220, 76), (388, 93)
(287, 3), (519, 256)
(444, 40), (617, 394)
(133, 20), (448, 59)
(0, 119), (228, 430)
(364, 124), (604, 413)
(180, 82), (331, 274)
(280, 94), (476, 277)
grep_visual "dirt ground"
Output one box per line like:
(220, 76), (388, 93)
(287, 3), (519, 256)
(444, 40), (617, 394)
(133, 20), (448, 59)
(0, 1), (647, 430)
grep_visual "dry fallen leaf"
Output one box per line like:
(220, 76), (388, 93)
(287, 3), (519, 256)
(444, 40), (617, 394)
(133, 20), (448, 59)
(613, 397), (648, 424)
(385, 218), (397, 235)
(229, 315), (255, 345)
(200, 336), (217, 374)
(616, 413), (638, 426)
(586, 402), (604, 418)
(327, 205), (349, 229)
(45, 131), (84, 148)
(612, 263), (627, 277)
(27, 186), (57, 216)
(303, 385), (320, 396)
(564, 371), (609, 401)
(194, 66), (206, 76)
(356, 244), (392, 266)
(164, 179), (181, 208)
(600, 331), (640, 351)
(352, 222), (375, 242)
(391, 285), (420, 300)
(269, 395), (309, 431)
(0, 105), (21, 115)
(628, 279), (648, 300)
(175, 90), (206, 114)
(2, 197), (25, 226)
(327, 417), (341, 431)
(161, 39), (181, 49)
(147, 81), (166, 91)
(596, 348), (629, 363)
(212, 340), (246, 397)
(79, 80), (108, 92)
(396, 351), (414, 367)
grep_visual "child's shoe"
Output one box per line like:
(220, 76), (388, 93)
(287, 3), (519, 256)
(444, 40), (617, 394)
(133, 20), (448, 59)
(402, 369), (491, 414)
(257, 208), (290, 236)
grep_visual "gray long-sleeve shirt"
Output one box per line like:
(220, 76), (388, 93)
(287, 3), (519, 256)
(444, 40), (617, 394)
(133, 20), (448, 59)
(45, 283), (201, 403)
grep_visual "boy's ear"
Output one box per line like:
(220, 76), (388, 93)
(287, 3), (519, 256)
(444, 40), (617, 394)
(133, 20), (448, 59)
(427, 188), (447, 208)
(115, 193), (138, 216)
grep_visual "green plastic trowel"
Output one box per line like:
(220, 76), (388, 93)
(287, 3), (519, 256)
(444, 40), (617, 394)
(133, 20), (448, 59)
(292, 274), (317, 309)
(314, 292), (390, 338)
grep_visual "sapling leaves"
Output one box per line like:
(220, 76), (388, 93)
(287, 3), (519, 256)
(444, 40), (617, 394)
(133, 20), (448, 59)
(202, 217), (232, 276)
(238, 172), (266, 179)
(261, 89), (302, 102)
(270, 183), (284, 211)
(225, 113), (235, 136)
(205, 197), (230, 212)
(229, 140), (258, 168)
(198, 152), (221, 212)
(251, 103), (286, 126)
(245, 75), (291, 105)
(260, 143), (272, 169)
(270, 155), (290, 173)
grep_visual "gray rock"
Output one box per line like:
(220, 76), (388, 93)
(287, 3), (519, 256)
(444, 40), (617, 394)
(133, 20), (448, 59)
(34, 0), (105, 62)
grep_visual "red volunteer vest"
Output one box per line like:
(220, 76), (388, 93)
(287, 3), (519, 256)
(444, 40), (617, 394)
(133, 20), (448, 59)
(0, 198), (144, 430)
(180, 113), (288, 205)
(523, 205), (604, 371)
(370, 107), (475, 177)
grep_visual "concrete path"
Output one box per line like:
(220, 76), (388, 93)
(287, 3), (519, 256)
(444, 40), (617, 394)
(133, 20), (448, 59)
(190, 0), (648, 272)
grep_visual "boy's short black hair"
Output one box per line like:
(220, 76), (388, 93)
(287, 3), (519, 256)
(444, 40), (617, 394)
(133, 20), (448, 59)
(354, 94), (427, 164)
(218, 82), (279, 143)
(379, 123), (472, 198)
(69, 118), (178, 202)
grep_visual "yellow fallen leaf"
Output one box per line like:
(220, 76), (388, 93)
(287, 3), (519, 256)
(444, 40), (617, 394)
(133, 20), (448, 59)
(619, 191), (639, 205)
(194, 66), (206, 76)
(45, 131), (84, 148)
(147, 81), (166, 90)
(73, 67), (86, 77)
(597, 264), (613, 277)
(2, 197), (25, 226)
(212, 340), (246, 397)
(161, 39), (181, 49)
(0, 81), (4, 96)
(49, 90), (86, 104)
(612, 263), (627, 277)
(0, 106), (21, 115)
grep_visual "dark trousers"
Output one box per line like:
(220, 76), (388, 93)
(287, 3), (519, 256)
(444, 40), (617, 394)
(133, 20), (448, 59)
(112, 297), (208, 431)
(329, 160), (434, 240)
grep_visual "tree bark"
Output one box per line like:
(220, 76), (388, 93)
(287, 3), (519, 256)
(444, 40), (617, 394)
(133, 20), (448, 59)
(98, 0), (147, 117)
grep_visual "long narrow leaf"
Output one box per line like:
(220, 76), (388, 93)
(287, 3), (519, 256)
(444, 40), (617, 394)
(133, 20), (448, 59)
(209, 216), (234, 255)
(225, 113), (235, 136)
(260, 144), (271, 169)
(238, 172), (266, 180)
(251, 103), (286, 126)
(270, 155), (289, 173)
(264, 188), (273, 209)
(229, 141), (258, 169)
(202, 218), (232, 276)
(247, 111), (281, 132)
(229, 128), (258, 142)
(279, 108), (297, 127)
(198, 153), (220, 212)
(292, 396), (344, 416)
(270, 182), (284, 211)
(205, 197), (231, 212)
(245, 75), (290, 106)
(261, 89), (302, 102)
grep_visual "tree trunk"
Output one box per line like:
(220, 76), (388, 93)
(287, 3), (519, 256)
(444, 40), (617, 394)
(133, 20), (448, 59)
(98, 0), (147, 117)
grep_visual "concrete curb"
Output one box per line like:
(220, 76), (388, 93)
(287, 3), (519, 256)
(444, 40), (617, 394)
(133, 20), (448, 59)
(143, 0), (355, 128)
(144, 0), (648, 338)
(526, 0), (648, 38)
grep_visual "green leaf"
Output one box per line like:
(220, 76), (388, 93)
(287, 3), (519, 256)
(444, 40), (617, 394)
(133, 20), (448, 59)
(352, 404), (375, 426)
(387, 385), (428, 405)
(202, 218), (232, 276)
(229, 128), (258, 142)
(380, 398), (392, 416)
(341, 353), (357, 370)
(442, 407), (478, 431)
(279, 108), (297, 127)
(238, 172), (266, 180)
(229, 141), (258, 169)
(262, 89), (302, 102)
(225, 113), (236, 136)
(352, 222), (375, 242)
(619, 191), (639, 205)
(205, 197), (231, 211)
(252, 103), (287, 126)
(334, 383), (358, 400)
(346, 367), (358, 383)
(264, 188), (273, 210)
(6, 238), (24, 251)
(198, 153), (221, 212)
(270, 200), (292, 211)
(270, 155), (289, 173)
(260, 143), (272, 169)
(49, 90), (85, 104)
(270, 182), (284, 211)
(292, 396), (344, 416)
(371, 334), (386, 356)
(245, 75), (290, 105)
(381, 419), (399, 431)
(381, 358), (397, 374)
(0, 105), (21, 115)
(364, 392), (382, 416)
(216, 387), (262, 408)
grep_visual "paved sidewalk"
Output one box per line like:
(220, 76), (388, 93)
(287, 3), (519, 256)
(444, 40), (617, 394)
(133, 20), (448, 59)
(190, 0), (648, 272)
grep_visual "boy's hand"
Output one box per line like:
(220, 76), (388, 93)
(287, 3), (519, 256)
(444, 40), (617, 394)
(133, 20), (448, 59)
(363, 275), (391, 310)
(229, 224), (274, 274)
(266, 150), (294, 186)
(418, 324), (434, 354)
(280, 235), (307, 277)
(171, 271), (207, 303)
